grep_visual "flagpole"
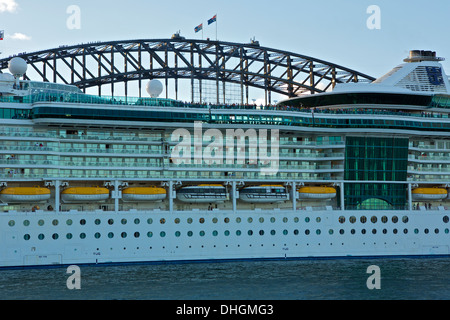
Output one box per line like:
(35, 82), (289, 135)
(216, 14), (218, 41)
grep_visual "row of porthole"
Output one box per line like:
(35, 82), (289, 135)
(22, 227), (450, 241)
(10, 215), (450, 228)
(339, 216), (414, 224)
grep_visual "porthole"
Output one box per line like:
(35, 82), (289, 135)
(435, 228), (439, 234)
(175, 218), (180, 224)
(402, 216), (409, 224)
(95, 219), (101, 225)
(259, 230), (264, 236)
(224, 230), (230, 236)
(372, 229), (377, 235)
(294, 229), (299, 235)
(305, 229), (310, 235)
(224, 218), (230, 224)
(147, 232), (153, 238)
(393, 229), (398, 234)
(360, 216), (367, 224)
(283, 229), (288, 235)
(305, 217), (310, 223)
(147, 218), (153, 225)
(349, 216), (356, 224)
(95, 233), (101, 239)
(121, 219), (127, 225)
(80, 219), (86, 226)
(283, 217), (288, 223)
(403, 229), (408, 234)
(80, 233), (86, 239)
(176, 231), (181, 237)
(212, 218), (218, 224)
(66, 233), (73, 239)
(340, 229), (345, 235)
(134, 218), (140, 225)
(248, 218), (253, 224)
(38, 234), (45, 240)
(23, 220), (30, 227)
(259, 217), (264, 223)
(52, 233), (59, 240)
(271, 230), (276, 235)
(361, 229), (366, 234)
(199, 218), (205, 224)
(199, 231), (205, 237)
(371, 216), (377, 224)
(329, 229), (334, 235)
(392, 216), (398, 223)
(381, 216), (388, 223)
(24, 234), (30, 241)
(8, 220), (15, 227)
(236, 217), (241, 223)
(160, 231), (166, 238)
(424, 228), (429, 234)
(108, 219), (114, 225)
(108, 232), (114, 239)
(187, 231), (193, 237)
(270, 217), (276, 223)
(121, 232), (127, 238)
(38, 219), (45, 226)
(315, 229), (321, 235)
(160, 218), (166, 225)
(248, 230), (253, 236)
(444, 216), (449, 223)
(212, 231), (218, 237)
(294, 217), (299, 223)
(315, 217), (321, 223)
(67, 219), (73, 226)
(339, 216), (345, 224)
(52, 219), (59, 226)
(187, 218), (193, 224)
(414, 229), (419, 234)
(134, 232), (140, 238)
(236, 230), (242, 236)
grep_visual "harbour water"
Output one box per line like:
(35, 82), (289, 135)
(0, 257), (448, 300)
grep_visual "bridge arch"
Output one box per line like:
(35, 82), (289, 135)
(0, 38), (375, 104)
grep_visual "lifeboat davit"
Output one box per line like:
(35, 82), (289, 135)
(61, 187), (110, 203)
(176, 184), (228, 203)
(298, 186), (336, 200)
(0, 186), (51, 203)
(122, 187), (167, 202)
(412, 188), (447, 201)
(239, 185), (289, 203)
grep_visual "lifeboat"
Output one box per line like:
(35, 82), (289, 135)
(239, 185), (289, 203)
(122, 187), (167, 202)
(176, 184), (228, 203)
(412, 188), (447, 201)
(0, 186), (51, 203)
(298, 186), (336, 200)
(61, 187), (110, 203)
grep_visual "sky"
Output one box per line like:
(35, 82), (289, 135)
(1, 0), (450, 101)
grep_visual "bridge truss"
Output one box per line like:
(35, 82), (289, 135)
(0, 37), (375, 104)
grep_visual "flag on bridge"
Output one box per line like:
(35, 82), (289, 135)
(208, 15), (217, 25)
(0, 31), (4, 40)
(194, 24), (203, 33)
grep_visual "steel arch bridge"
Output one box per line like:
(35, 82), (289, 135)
(0, 37), (375, 104)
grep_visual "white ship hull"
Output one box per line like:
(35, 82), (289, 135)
(1, 208), (448, 268)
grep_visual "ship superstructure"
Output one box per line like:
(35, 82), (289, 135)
(0, 51), (449, 268)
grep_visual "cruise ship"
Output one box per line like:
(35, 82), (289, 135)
(0, 50), (449, 268)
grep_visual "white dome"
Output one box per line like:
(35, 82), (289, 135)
(146, 80), (164, 98)
(8, 57), (28, 77)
